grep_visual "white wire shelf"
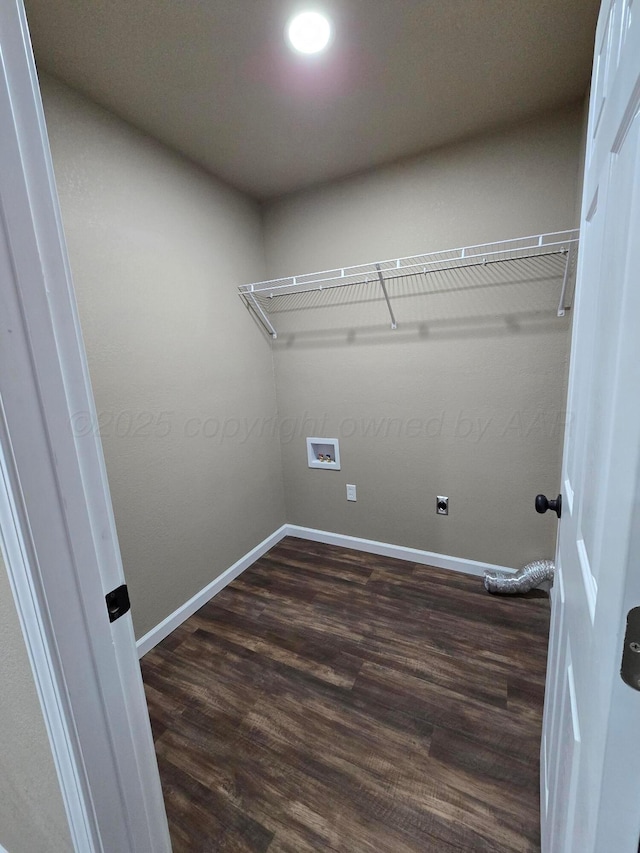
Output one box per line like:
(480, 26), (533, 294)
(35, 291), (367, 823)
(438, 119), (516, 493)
(239, 230), (579, 339)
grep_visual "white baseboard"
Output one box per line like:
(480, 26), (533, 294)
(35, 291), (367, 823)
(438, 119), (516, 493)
(136, 524), (288, 657)
(137, 522), (516, 657)
(284, 524), (517, 579)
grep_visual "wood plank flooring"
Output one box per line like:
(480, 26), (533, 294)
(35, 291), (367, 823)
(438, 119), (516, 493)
(140, 537), (550, 852)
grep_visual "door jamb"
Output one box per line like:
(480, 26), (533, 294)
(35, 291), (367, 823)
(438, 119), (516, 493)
(0, 2), (170, 850)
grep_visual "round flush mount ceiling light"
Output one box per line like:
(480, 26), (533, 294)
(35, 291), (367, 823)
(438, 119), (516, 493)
(286, 10), (333, 55)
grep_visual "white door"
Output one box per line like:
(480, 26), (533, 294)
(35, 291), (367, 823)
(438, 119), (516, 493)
(541, 1), (640, 850)
(0, 2), (170, 850)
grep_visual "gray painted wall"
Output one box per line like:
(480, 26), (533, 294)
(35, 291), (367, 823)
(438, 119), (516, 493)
(41, 75), (286, 638)
(0, 551), (72, 853)
(262, 104), (584, 568)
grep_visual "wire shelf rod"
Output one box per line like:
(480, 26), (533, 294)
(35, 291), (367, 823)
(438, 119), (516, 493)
(238, 229), (579, 338)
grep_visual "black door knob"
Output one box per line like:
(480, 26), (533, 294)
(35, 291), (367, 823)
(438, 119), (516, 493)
(535, 493), (562, 519)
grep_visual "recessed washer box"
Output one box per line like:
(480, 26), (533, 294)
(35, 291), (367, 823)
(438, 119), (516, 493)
(307, 437), (341, 470)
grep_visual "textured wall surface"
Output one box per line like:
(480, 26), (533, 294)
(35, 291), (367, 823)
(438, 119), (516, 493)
(41, 74), (286, 638)
(262, 105), (584, 568)
(0, 552), (72, 853)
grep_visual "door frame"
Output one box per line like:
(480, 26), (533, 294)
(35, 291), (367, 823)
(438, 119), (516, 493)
(0, 2), (170, 850)
(7, 0), (637, 851)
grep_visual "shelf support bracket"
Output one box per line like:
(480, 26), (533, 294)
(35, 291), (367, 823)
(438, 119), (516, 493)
(375, 264), (397, 329)
(246, 291), (278, 339)
(557, 243), (574, 317)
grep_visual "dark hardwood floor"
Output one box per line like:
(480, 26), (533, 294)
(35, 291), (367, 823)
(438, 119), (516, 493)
(140, 536), (550, 852)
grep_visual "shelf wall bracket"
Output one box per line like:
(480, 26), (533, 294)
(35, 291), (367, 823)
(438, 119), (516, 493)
(246, 290), (278, 338)
(375, 263), (397, 330)
(557, 242), (574, 317)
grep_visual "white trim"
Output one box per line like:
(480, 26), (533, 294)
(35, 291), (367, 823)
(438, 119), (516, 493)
(0, 439), (93, 851)
(137, 523), (518, 658)
(0, 843), (9, 853)
(136, 525), (289, 657)
(284, 524), (517, 578)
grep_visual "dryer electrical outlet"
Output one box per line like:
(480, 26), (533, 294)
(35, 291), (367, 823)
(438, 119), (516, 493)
(436, 496), (449, 515)
(346, 484), (357, 502)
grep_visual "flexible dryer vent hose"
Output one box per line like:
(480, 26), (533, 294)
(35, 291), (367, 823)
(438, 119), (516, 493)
(484, 559), (555, 594)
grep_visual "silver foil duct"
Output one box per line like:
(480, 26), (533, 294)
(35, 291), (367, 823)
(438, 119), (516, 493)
(484, 559), (555, 594)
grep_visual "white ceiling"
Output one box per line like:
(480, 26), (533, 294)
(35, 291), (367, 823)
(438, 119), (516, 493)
(24, 0), (599, 201)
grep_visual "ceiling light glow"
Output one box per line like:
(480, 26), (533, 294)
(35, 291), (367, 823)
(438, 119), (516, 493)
(287, 10), (332, 55)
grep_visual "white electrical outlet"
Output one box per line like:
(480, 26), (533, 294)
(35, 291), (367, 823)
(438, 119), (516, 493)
(346, 484), (357, 502)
